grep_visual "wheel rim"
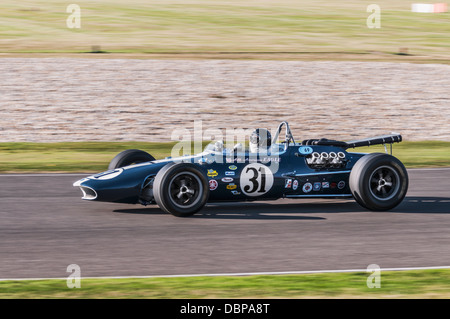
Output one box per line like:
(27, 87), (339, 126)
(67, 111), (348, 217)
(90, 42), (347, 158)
(369, 165), (400, 201)
(168, 172), (203, 209)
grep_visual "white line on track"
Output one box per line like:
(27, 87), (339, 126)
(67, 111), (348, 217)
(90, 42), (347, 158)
(1, 265), (449, 281)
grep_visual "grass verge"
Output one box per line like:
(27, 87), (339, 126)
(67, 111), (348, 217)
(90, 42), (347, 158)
(0, 141), (448, 173)
(1, 269), (450, 299)
(1, 0), (450, 62)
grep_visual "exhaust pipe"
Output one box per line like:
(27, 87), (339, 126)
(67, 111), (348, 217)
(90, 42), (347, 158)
(314, 152), (327, 166)
(307, 151), (346, 167)
(328, 152), (338, 165)
(320, 152), (329, 161)
(329, 152), (344, 167)
(310, 152), (321, 164)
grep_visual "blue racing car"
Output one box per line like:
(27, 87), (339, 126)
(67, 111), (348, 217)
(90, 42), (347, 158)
(73, 122), (408, 217)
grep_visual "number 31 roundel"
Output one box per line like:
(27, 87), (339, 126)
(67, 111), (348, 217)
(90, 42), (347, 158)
(240, 163), (274, 197)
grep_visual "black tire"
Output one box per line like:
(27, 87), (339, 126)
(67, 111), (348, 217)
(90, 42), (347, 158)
(153, 163), (209, 217)
(108, 149), (155, 170)
(349, 153), (408, 211)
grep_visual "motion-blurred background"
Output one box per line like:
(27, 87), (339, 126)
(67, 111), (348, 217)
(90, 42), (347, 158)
(1, 0), (449, 170)
(2, 0), (450, 57)
(1, 1), (450, 300)
(1, 0), (450, 144)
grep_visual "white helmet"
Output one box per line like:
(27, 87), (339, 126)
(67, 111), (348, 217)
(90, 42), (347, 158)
(249, 128), (272, 153)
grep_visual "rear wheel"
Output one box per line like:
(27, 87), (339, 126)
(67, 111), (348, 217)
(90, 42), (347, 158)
(349, 153), (408, 211)
(153, 163), (209, 217)
(108, 149), (155, 170)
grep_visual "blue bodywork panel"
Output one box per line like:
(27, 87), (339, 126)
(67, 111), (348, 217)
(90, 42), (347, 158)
(74, 144), (366, 204)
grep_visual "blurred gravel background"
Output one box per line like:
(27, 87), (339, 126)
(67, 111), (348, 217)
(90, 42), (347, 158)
(0, 58), (449, 142)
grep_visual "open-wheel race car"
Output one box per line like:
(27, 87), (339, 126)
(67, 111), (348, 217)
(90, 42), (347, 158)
(73, 122), (408, 217)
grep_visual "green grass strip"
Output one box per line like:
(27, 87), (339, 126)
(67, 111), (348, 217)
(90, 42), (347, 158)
(1, 0), (450, 59)
(0, 141), (448, 173)
(1, 269), (449, 299)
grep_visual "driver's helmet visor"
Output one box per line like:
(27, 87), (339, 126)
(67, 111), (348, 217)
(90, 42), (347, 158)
(250, 132), (271, 146)
(250, 134), (259, 145)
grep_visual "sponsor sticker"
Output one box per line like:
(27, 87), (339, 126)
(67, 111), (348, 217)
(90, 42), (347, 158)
(259, 156), (281, 163)
(225, 171), (235, 176)
(302, 182), (313, 193)
(330, 182), (337, 189)
(338, 181), (346, 189)
(227, 157), (280, 163)
(209, 179), (218, 191)
(228, 165), (238, 170)
(298, 146), (313, 155)
(292, 180), (299, 190)
(221, 177), (234, 183)
(207, 169), (218, 178)
(313, 182), (321, 191)
(322, 182), (330, 189)
(285, 179), (292, 188)
(231, 190), (241, 195)
(226, 183), (237, 190)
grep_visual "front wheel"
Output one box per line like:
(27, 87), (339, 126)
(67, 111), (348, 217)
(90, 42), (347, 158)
(108, 149), (155, 170)
(153, 163), (209, 217)
(349, 153), (408, 211)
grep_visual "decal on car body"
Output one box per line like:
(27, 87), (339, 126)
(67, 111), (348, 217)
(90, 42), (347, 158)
(302, 182), (313, 193)
(207, 169), (218, 177)
(240, 163), (274, 197)
(298, 146), (313, 155)
(209, 180), (218, 190)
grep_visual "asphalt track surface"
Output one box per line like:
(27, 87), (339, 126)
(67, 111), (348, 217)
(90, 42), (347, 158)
(0, 169), (449, 279)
